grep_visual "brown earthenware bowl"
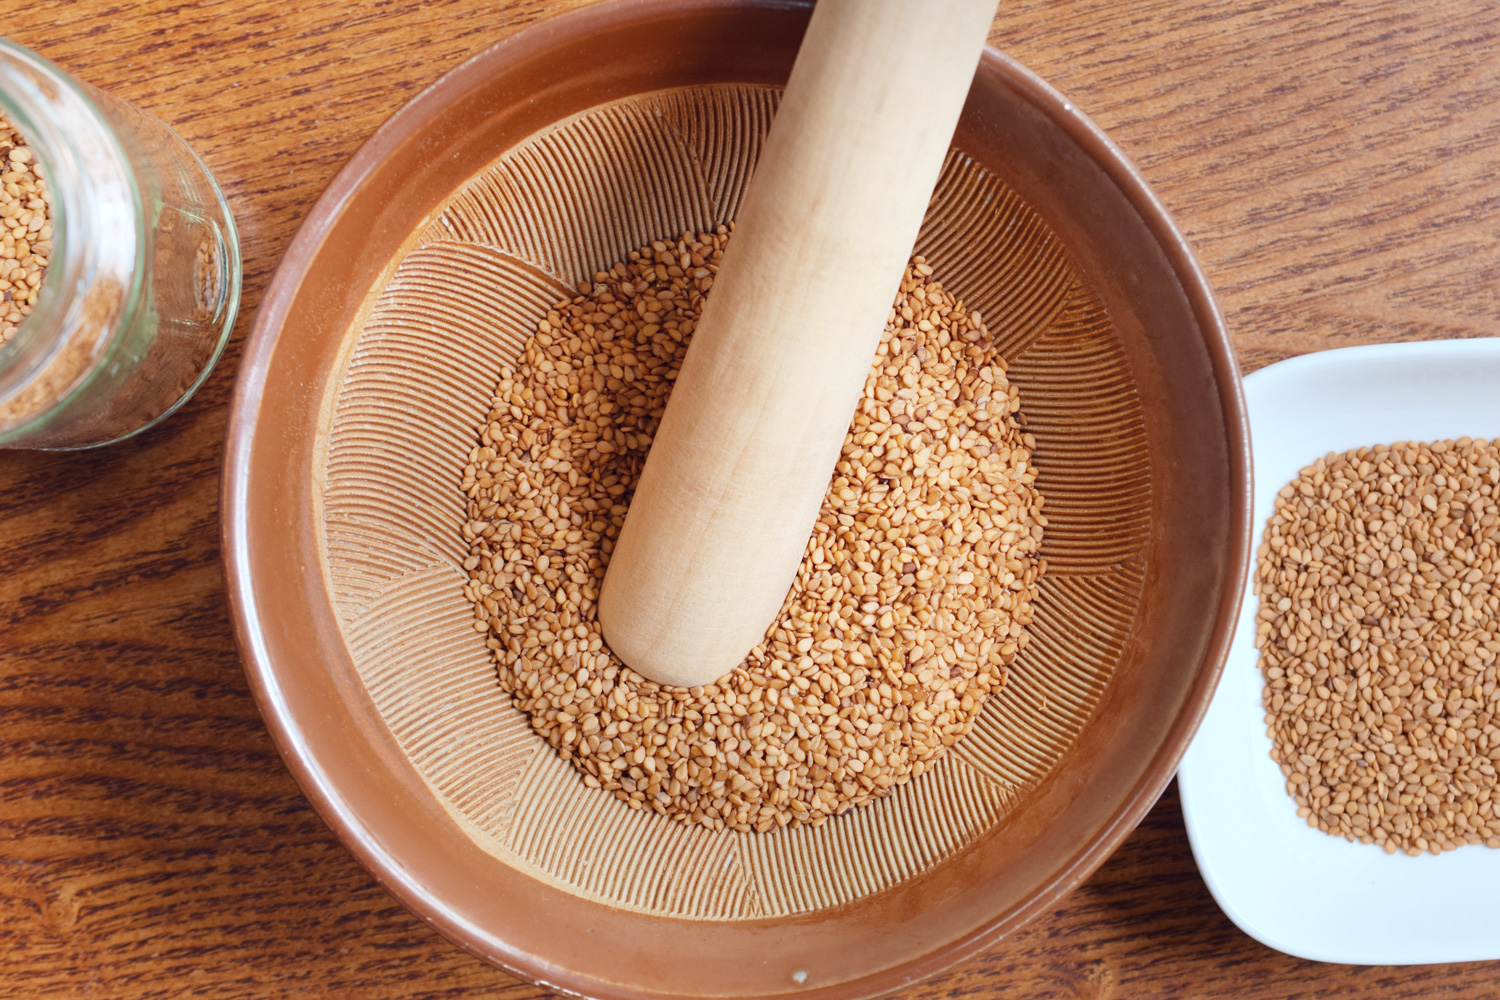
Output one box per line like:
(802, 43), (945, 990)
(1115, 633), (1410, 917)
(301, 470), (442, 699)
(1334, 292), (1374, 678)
(222, 2), (1252, 997)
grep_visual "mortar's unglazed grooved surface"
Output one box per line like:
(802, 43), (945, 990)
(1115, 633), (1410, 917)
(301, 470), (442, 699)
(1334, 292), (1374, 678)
(320, 84), (1152, 920)
(1006, 281), (1152, 575)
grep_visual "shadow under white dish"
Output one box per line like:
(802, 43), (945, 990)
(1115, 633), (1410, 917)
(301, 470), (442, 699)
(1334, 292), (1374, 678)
(1178, 337), (1500, 965)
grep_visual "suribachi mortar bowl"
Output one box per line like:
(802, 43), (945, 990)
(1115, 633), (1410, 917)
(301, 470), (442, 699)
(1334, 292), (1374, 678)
(222, 2), (1252, 997)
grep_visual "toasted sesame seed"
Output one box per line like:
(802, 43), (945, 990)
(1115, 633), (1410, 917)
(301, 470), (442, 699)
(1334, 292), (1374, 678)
(0, 115), (51, 348)
(1258, 438), (1500, 856)
(461, 230), (1045, 832)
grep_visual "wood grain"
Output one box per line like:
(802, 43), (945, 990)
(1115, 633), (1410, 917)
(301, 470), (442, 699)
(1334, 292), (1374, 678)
(2, 0), (1498, 997)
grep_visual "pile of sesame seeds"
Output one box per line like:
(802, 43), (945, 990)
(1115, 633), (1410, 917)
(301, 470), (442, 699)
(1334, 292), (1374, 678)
(0, 115), (51, 348)
(1258, 439), (1500, 855)
(460, 227), (1045, 832)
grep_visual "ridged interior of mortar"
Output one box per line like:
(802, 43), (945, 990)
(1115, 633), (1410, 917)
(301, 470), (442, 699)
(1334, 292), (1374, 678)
(318, 85), (1150, 920)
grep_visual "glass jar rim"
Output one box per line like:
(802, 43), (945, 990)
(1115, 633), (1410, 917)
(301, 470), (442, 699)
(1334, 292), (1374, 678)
(0, 38), (144, 438)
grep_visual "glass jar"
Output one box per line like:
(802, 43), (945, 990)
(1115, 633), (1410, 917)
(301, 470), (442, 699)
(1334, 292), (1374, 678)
(0, 38), (240, 449)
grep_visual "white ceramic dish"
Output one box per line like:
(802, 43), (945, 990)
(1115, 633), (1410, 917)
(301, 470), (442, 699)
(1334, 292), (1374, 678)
(1178, 337), (1500, 965)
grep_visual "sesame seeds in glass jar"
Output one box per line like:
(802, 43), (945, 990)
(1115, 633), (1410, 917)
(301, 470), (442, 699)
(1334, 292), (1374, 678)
(0, 114), (51, 348)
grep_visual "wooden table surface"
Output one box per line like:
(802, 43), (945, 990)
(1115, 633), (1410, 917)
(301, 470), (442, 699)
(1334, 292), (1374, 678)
(4, 0), (1499, 997)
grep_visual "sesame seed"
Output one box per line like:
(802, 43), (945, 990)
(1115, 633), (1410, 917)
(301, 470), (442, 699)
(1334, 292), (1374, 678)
(0, 115), (51, 348)
(461, 231), (1045, 832)
(1259, 438), (1500, 856)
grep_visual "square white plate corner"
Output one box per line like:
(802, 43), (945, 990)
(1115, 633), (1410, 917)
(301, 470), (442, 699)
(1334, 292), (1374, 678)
(1178, 337), (1500, 965)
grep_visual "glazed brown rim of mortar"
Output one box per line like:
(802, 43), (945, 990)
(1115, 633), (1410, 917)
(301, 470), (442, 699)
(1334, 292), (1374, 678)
(221, 1), (1253, 997)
